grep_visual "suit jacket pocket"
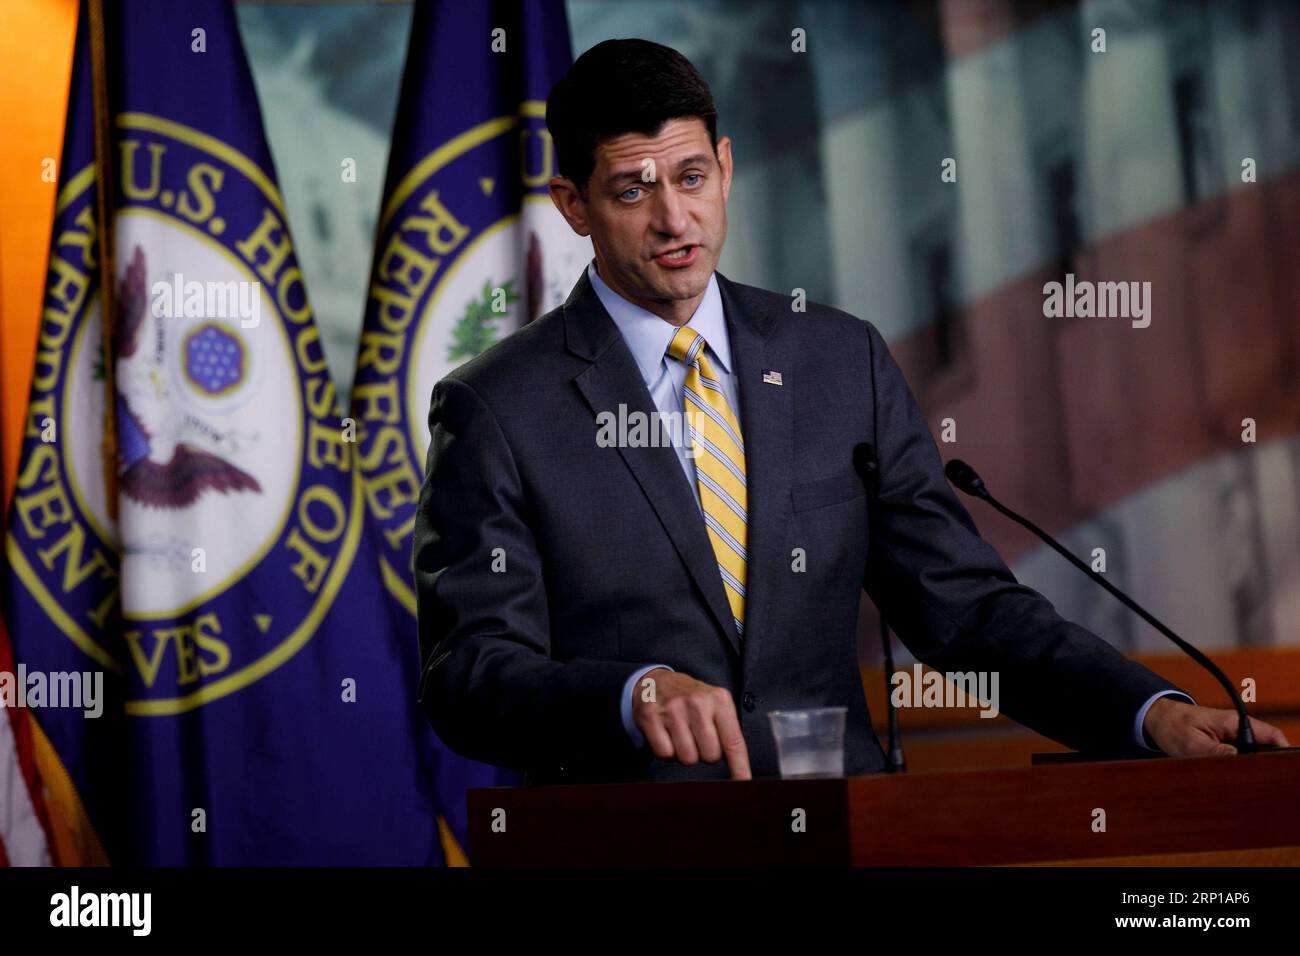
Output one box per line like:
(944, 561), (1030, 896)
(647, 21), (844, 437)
(790, 471), (866, 513)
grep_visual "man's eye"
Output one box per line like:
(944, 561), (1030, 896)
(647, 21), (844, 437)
(620, 186), (642, 201)
(683, 174), (703, 187)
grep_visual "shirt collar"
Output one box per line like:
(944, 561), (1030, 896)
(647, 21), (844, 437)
(587, 259), (731, 387)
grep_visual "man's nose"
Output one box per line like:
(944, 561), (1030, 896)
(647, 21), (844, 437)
(650, 184), (690, 237)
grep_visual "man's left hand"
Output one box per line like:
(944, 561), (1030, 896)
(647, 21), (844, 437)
(1143, 696), (1291, 756)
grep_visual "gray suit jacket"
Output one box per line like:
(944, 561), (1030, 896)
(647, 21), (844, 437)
(413, 267), (1185, 784)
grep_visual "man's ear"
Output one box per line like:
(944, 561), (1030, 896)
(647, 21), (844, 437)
(715, 135), (733, 203)
(548, 176), (591, 237)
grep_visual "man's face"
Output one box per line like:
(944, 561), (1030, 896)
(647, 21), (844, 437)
(549, 117), (732, 323)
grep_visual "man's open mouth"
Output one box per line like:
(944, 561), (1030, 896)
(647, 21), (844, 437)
(654, 244), (699, 267)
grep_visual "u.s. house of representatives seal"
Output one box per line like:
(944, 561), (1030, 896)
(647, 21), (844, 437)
(8, 113), (364, 715)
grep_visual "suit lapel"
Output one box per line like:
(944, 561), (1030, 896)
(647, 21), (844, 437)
(563, 268), (791, 663)
(716, 271), (791, 671)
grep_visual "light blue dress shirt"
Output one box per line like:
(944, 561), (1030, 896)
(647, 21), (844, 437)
(588, 260), (1193, 754)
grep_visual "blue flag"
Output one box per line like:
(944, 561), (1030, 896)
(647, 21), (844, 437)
(350, 0), (590, 852)
(4, 0), (444, 864)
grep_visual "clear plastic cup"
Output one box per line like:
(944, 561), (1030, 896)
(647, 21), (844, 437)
(768, 706), (847, 778)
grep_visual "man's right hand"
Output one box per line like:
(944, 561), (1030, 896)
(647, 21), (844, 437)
(630, 668), (752, 780)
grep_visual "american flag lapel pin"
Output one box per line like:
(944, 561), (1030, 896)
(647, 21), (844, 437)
(761, 369), (783, 386)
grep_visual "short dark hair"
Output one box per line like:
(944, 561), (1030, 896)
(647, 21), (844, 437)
(546, 39), (718, 198)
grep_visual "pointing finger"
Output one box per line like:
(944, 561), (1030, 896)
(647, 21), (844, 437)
(712, 701), (751, 780)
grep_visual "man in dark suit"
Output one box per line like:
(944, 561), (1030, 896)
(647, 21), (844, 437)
(413, 39), (1288, 785)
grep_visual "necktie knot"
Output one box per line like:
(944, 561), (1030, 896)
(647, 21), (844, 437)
(667, 326), (706, 366)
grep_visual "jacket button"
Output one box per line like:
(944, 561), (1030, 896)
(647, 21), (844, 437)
(742, 692), (756, 712)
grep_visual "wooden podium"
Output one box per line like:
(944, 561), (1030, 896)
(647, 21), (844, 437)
(468, 749), (1300, 865)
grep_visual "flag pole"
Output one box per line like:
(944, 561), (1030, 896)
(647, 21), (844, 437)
(86, 0), (119, 520)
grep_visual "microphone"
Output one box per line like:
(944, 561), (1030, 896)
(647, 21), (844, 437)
(943, 458), (1257, 754)
(853, 443), (907, 773)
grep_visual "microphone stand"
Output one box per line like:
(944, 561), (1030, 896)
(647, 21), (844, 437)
(944, 459), (1256, 754)
(855, 443), (907, 772)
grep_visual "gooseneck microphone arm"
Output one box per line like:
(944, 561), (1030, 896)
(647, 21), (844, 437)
(854, 443), (906, 772)
(943, 459), (1256, 754)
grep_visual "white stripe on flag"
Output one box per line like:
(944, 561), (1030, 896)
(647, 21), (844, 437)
(0, 712), (51, 866)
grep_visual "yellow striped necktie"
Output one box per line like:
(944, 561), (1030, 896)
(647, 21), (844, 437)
(667, 326), (747, 637)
